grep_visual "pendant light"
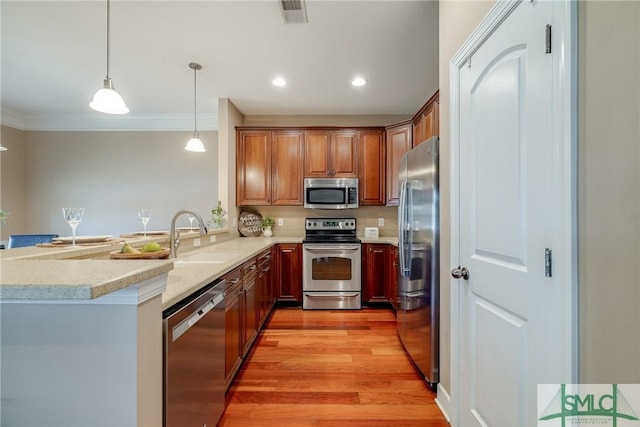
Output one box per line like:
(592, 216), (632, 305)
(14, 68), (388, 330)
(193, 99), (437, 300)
(0, 146), (7, 152)
(89, 0), (129, 114)
(184, 62), (206, 152)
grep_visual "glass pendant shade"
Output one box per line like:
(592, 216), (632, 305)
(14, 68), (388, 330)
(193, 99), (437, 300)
(185, 134), (206, 152)
(0, 145), (7, 151)
(90, 78), (129, 114)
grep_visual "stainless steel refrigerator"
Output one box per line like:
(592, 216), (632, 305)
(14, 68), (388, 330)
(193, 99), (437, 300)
(397, 136), (439, 389)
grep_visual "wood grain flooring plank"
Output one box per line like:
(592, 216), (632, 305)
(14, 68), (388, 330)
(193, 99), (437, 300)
(219, 308), (449, 426)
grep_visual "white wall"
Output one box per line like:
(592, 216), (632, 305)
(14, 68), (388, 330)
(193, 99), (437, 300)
(578, 0), (640, 383)
(22, 130), (218, 237)
(438, 0), (495, 409)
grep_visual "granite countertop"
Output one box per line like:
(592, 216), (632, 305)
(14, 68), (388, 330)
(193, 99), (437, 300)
(0, 259), (174, 300)
(0, 232), (397, 305)
(162, 237), (301, 310)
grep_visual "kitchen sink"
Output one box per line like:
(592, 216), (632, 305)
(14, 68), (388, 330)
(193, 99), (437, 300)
(175, 252), (244, 265)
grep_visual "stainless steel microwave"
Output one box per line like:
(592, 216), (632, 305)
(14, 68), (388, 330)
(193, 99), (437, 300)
(303, 178), (359, 209)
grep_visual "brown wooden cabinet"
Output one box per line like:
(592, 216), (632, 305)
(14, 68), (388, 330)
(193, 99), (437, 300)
(237, 129), (304, 206)
(223, 268), (243, 387)
(256, 248), (274, 328)
(304, 130), (357, 177)
(275, 243), (302, 302)
(241, 258), (258, 356)
(385, 122), (412, 206)
(362, 244), (388, 304)
(413, 91), (440, 148)
(358, 129), (386, 206)
(236, 130), (271, 205)
(272, 130), (304, 205)
(386, 246), (399, 311)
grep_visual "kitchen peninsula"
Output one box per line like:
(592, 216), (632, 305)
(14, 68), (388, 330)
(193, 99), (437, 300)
(0, 231), (233, 427)
(0, 229), (397, 426)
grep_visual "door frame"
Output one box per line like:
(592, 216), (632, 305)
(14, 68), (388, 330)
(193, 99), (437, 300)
(448, 1), (578, 425)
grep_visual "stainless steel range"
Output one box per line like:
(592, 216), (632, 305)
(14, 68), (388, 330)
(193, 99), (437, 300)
(302, 218), (362, 310)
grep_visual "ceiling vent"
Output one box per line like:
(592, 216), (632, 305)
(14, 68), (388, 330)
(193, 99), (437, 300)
(279, 0), (308, 24)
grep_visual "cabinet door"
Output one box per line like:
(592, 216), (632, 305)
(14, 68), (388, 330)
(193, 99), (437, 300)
(257, 249), (273, 327)
(275, 243), (302, 302)
(386, 123), (412, 206)
(242, 274), (258, 356)
(224, 269), (243, 387)
(358, 129), (385, 206)
(304, 130), (357, 177)
(332, 130), (357, 177)
(304, 130), (332, 177)
(413, 92), (440, 148)
(385, 246), (399, 310)
(272, 130), (304, 205)
(413, 117), (424, 148)
(362, 244), (388, 303)
(237, 130), (271, 205)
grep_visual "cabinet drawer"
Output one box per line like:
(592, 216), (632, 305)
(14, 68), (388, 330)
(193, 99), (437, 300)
(242, 258), (258, 279)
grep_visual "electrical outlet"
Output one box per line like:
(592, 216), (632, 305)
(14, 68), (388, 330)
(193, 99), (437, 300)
(209, 235), (216, 243)
(193, 238), (201, 247)
(378, 218), (385, 227)
(278, 218), (284, 226)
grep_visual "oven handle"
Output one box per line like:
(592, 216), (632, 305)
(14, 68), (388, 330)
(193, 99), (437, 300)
(303, 244), (361, 252)
(304, 292), (360, 298)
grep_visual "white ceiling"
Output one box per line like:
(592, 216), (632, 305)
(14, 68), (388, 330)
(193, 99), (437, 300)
(1, 0), (439, 131)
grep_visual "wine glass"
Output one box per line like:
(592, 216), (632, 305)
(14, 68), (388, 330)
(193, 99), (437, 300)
(62, 208), (85, 246)
(187, 213), (195, 230)
(138, 209), (152, 236)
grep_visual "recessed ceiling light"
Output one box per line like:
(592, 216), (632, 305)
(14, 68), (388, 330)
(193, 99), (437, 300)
(272, 77), (287, 87)
(351, 77), (367, 87)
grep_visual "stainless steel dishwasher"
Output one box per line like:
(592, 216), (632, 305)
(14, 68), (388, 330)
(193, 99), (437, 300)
(163, 280), (225, 427)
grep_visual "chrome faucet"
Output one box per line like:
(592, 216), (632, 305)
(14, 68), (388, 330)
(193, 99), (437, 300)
(170, 209), (207, 258)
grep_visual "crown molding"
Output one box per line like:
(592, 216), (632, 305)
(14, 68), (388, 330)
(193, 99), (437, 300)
(0, 108), (218, 132)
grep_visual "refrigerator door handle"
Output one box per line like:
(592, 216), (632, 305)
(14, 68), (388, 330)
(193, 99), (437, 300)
(398, 180), (408, 276)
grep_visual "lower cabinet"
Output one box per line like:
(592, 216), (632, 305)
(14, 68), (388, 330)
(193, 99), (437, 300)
(361, 243), (399, 309)
(242, 259), (258, 357)
(362, 244), (388, 304)
(275, 243), (302, 303)
(386, 246), (399, 311)
(224, 268), (243, 387)
(257, 248), (275, 327)
(225, 249), (276, 389)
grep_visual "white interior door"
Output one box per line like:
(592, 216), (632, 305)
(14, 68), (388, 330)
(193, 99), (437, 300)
(451, 1), (576, 426)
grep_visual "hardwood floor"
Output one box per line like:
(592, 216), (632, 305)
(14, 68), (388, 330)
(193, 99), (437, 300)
(219, 307), (449, 426)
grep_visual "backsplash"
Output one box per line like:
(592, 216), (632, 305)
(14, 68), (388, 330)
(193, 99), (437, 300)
(236, 206), (398, 238)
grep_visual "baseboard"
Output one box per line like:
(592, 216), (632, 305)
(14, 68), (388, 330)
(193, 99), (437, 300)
(435, 383), (452, 423)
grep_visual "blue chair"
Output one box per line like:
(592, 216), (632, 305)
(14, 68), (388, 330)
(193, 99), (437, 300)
(7, 234), (59, 249)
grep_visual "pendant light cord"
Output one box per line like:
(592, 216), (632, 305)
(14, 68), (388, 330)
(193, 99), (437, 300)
(106, 0), (111, 80)
(193, 65), (198, 134)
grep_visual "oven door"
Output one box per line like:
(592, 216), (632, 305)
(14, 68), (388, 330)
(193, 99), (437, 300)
(302, 244), (361, 292)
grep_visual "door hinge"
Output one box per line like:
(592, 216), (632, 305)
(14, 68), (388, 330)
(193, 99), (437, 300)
(544, 248), (552, 277)
(545, 24), (552, 54)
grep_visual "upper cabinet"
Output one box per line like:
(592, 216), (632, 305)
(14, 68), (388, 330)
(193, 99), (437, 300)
(236, 130), (272, 206)
(358, 129), (386, 206)
(236, 101), (437, 207)
(412, 91), (440, 148)
(236, 129), (304, 206)
(385, 121), (412, 206)
(272, 130), (304, 206)
(304, 130), (357, 178)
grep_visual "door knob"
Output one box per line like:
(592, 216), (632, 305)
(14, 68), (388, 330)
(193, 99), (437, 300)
(451, 266), (470, 280)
